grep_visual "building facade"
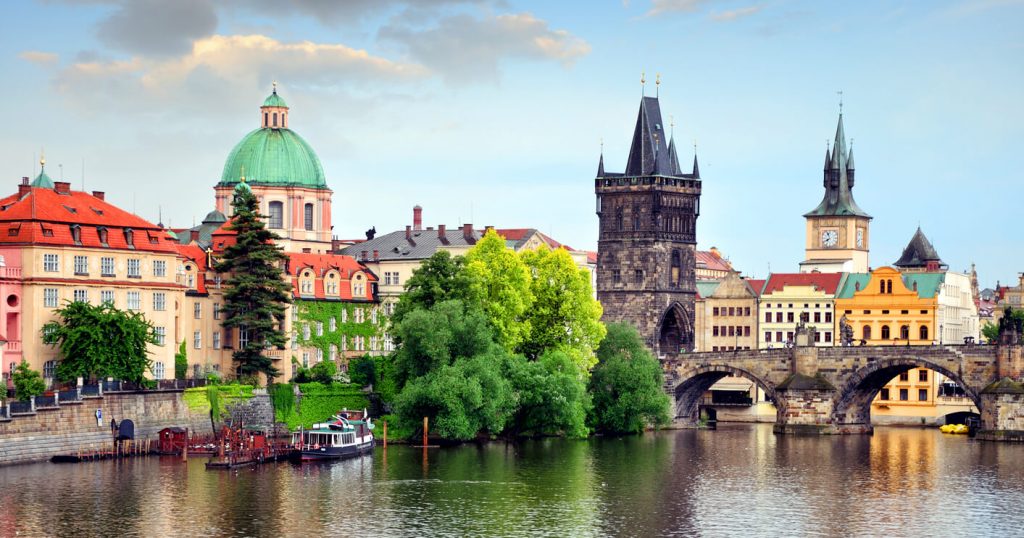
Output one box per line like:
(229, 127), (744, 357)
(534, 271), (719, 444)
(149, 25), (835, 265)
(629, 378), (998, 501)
(758, 273), (844, 349)
(596, 94), (702, 359)
(694, 272), (759, 352)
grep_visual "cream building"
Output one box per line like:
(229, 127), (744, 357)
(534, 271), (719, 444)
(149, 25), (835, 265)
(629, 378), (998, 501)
(758, 272), (845, 349)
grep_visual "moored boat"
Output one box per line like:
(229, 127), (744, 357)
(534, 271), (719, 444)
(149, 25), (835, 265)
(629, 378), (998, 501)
(291, 409), (375, 462)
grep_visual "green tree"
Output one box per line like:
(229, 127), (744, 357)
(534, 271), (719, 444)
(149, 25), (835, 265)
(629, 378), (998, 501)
(175, 340), (188, 380)
(505, 350), (590, 438)
(392, 250), (474, 327)
(215, 182), (292, 381)
(42, 301), (157, 383)
(464, 229), (534, 351)
(392, 299), (493, 387)
(12, 360), (46, 401)
(308, 359), (337, 384)
(348, 355), (376, 388)
(589, 323), (671, 434)
(983, 307), (1024, 342)
(519, 246), (606, 375)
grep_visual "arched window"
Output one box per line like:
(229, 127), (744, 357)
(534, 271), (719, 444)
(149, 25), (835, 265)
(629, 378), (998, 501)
(863, 325), (872, 340)
(900, 325), (909, 340)
(263, 112), (268, 127)
(920, 325), (929, 341)
(615, 208), (623, 231)
(670, 249), (681, 288)
(273, 112), (278, 127)
(886, 280), (893, 294)
(881, 325), (891, 340)
(304, 203), (314, 231)
(268, 201), (284, 229)
(633, 207), (641, 230)
(879, 280), (885, 294)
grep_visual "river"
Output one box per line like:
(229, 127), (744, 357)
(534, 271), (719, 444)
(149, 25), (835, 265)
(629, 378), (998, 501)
(1, 424), (1022, 537)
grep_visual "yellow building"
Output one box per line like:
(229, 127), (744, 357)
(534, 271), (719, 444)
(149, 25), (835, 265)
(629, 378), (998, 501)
(694, 272), (759, 352)
(833, 267), (937, 345)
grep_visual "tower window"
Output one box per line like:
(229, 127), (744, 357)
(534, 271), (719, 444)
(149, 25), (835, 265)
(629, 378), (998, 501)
(273, 112), (278, 127)
(616, 208), (623, 231)
(264, 112), (268, 127)
(269, 201), (284, 229)
(304, 203), (314, 231)
(670, 249), (681, 288)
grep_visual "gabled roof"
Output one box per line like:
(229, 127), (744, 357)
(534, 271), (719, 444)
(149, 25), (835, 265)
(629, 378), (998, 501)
(286, 252), (376, 301)
(894, 227), (945, 269)
(495, 228), (573, 251)
(762, 272), (844, 296)
(613, 96), (698, 179)
(745, 279), (766, 296)
(0, 186), (179, 253)
(696, 250), (733, 273)
(339, 226), (482, 261)
(176, 243), (210, 294)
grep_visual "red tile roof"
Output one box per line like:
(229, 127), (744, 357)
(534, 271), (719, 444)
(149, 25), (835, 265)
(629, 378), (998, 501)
(0, 186), (178, 253)
(762, 272), (844, 296)
(695, 250), (733, 272)
(495, 228), (574, 251)
(176, 243), (210, 294)
(745, 279), (766, 296)
(586, 250), (597, 264)
(286, 252), (376, 301)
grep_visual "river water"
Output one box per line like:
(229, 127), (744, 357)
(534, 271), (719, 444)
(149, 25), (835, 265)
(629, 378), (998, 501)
(2, 424), (1023, 537)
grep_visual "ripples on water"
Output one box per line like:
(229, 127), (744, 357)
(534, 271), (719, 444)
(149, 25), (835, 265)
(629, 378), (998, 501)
(1, 425), (1023, 537)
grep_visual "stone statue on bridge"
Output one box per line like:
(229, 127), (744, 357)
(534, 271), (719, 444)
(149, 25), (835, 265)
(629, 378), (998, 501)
(839, 314), (854, 347)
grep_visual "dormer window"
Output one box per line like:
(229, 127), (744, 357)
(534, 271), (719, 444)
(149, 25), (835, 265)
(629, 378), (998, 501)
(40, 224), (54, 237)
(98, 227), (108, 246)
(124, 228), (134, 248)
(71, 224), (82, 245)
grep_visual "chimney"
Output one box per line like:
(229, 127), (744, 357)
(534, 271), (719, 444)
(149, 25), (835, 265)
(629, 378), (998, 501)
(92, 191), (105, 201)
(361, 250), (368, 261)
(373, 249), (379, 261)
(462, 223), (472, 239)
(438, 225), (446, 239)
(413, 205), (423, 231)
(21, 177), (29, 185)
(190, 229), (200, 243)
(54, 181), (71, 195)
(405, 225), (412, 241)
(18, 179), (30, 197)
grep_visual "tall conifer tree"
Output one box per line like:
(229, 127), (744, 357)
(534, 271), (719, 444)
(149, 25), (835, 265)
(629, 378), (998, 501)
(215, 181), (291, 381)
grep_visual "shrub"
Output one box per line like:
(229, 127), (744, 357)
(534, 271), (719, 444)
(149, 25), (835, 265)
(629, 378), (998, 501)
(12, 361), (46, 401)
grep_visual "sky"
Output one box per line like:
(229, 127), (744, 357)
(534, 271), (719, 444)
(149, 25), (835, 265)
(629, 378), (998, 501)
(1, 0), (1022, 287)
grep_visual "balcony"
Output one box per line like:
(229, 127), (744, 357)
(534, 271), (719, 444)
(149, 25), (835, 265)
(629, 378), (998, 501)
(0, 266), (22, 279)
(5, 340), (21, 353)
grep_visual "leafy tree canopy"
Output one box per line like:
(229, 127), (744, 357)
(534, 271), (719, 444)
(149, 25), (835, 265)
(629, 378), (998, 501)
(175, 340), (188, 380)
(214, 185), (292, 381)
(464, 229), (534, 351)
(392, 250), (474, 327)
(505, 350), (590, 438)
(392, 299), (494, 387)
(12, 360), (46, 401)
(42, 301), (157, 383)
(589, 323), (671, 434)
(983, 307), (1024, 343)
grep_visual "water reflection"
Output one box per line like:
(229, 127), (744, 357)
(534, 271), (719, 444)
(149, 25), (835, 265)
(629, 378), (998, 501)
(2, 425), (1023, 537)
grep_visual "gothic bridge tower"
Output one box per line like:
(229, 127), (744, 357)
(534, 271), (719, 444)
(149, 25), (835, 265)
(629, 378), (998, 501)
(596, 93), (702, 359)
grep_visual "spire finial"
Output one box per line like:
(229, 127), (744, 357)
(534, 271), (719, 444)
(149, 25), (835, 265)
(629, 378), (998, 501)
(837, 90), (843, 114)
(640, 71), (646, 96)
(272, 80), (278, 94)
(655, 73), (661, 97)
(600, 137), (604, 154)
(670, 114), (675, 137)
(240, 164), (246, 182)
(40, 148), (45, 169)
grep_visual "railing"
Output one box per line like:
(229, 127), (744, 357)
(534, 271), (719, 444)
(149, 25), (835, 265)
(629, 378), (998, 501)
(0, 404), (8, 419)
(58, 388), (81, 403)
(5, 340), (21, 353)
(35, 395), (58, 408)
(0, 266), (22, 279)
(9, 400), (33, 414)
(81, 384), (101, 397)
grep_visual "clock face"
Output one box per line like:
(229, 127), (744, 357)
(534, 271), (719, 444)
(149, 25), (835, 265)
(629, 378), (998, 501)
(821, 230), (838, 247)
(856, 229), (864, 248)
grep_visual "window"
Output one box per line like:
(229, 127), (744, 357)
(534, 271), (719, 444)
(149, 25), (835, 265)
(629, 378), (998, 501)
(124, 228), (134, 248)
(269, 201), (284, 229)
(153, 260), (166, 277)
(713, 326), (719, 337)
(919, 370), (928, 382)
(899, 388), (909, 401)
(814, 332), (821, 343)
(920, 326), (929, 340)
(786, 331), (794, 342)
(239, 328), (249, 349)
(813, 312), (821, 323)
(824, 332), (832, 343)
(728, 326), (735, 337)
(765, 332), (772, 342)
(316, 322), (323, 336)
(634, 269), (643, 284)
(728, 307), (735, 316)
(776, 331), (783, 342)
(787, 312), (794, 323)
(127, 259), (141, 278)
(213, 332), (222, 350)
(304, 203), (314, 231)
(384, 334), (394, 352)
(42, 360), (57, 379)
(303, 324), (311, 340)
(744, 326), (750, 337)
(713, 307), (720, 316)
(101, 257), (115, 276)
(880, 388), (890, 401)
(340, 309), (347, 323)
(371, 309), (378, 324)
(612, 269), (621, 285)
(329, 317), (336, 332)
(764, 312), (771, 323)
(74, 255), (88, 275)
(881, 325), (891, 340)
(670, 250), (681, 288)
(862, 326), (872, 340)
(330, 344), (337, 362)
(900, 325), (910, 340)
(899, 371), (910, 381)
(44, 288), (58, 308)
(98, 227), (108, 245)
(73, 289), (88, 303)
(194, 302), (202, 319)
(213, 303), (221, 320)
(127, 291), (141, 311)
(919, 389), (928, 401)
(154, 326), (165, 346)
(370, 336), (378, 350)
(100, 290), (114, 305)
(194, 330), (202, 350)
(153, 361), (165, 380)
(825, 312), (832, 323)
(776, 312), (783, 323)
(43, 254), (59, 272)
(153, 292), (166, 311)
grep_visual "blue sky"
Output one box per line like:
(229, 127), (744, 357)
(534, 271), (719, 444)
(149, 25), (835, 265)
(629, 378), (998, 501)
(1, 0), (1022, 286)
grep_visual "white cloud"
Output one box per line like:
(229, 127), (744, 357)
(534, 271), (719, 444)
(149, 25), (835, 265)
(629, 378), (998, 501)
(19, 51), (60, 65)
(646, 0), (708, 16)
(711, 5), (762, 21)
(381, 12), (590, 83)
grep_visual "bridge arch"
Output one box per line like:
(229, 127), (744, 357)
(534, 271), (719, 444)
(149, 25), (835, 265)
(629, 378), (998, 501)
(656, 302), (692, 357)
(671, 364), (777, 424)
(832, 356), (981, 428)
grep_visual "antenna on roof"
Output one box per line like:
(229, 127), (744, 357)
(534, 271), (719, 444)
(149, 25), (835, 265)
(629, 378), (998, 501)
(655, 73), (661, 98)
(59, 163), (63, 181)
(640, 71), (646, 97)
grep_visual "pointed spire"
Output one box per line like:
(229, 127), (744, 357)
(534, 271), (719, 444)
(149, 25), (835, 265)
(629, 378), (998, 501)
(597, 150), (605, 177)
(692, 153), (700, 179)
(805, 110), (869, 218)
(666, 137), (681, 175)
(846, 142), (855, 170)
(823, 143), (831, 170)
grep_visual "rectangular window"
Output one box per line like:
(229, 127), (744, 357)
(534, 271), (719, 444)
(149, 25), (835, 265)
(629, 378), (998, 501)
(744, 326), (750, 337)
(764, 312), (771, 323)
(919, 370), (928, 382)
(728, 326), (735, 337)
(899, 371), (909, 381)
(101, 257), (115, 276)
(713, 326), (719, 337)
(728, 307), (735, 316)
(74, 255), (88, 275)
(127, 291), (141, 311)
(153, 292), (166, 311)
(44, 288), (59, 308)
(316, 322), (323, 337)
(900, 388), (909, 401)
(194, 302), (202, 319)
(303, 324), (310, 340)
(73, 289), (88, 303)
(100, 290), (114, 305)
(786, 331), (794, 342)
(154, 326), (165, 346)
(787, 312), (794, 323)
(269, 201), (284, 229)
(153, 260), (167, 277)
(744, 307), (751, 316)
(153, 362), (165, 380)
(194, 330), (202, 350)
(43, 253), (59, 272)
(213, 332), (222, 350)
(776, 331), (783, 342)
(612, 270), (621, 284)
(239, 328), (249, 349)
(919, 389), (928, 401)
(814, 312), (821, 323)
(825, 312), (832, 323)
(634, 269), (643, 284)
(880, 388), (890, 400)
(127, 259), (141, 278)
(814, 332), (821, 343)
(775, 312), (783, 323)
(213, 303), (221, 320)
(713, 307), (719, 316)
(824, 332), (832, 343)
(329, 317), (336, 332)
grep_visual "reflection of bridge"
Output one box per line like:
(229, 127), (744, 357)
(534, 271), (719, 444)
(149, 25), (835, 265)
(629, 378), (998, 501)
(666, 341), (1024, 440)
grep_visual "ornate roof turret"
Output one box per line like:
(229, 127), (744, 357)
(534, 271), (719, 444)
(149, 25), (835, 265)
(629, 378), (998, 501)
(692, 153), (700, 179)
(666, 137), (682, 175)
(805, 113), (870, 218)
(611, 95), (696, 179)
(596, 151), (605, 177)
(31, 153), (54, 189)
(894, 227), (946, 270)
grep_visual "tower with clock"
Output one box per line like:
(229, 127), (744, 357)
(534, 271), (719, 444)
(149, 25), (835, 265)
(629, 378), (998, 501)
(799, 112), (871, 273)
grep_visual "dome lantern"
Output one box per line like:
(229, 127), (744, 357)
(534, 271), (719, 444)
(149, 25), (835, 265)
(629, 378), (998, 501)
(261, 81), (289, 129)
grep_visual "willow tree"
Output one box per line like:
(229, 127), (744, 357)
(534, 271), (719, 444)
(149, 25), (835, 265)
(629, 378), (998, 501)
(215, 182), (291, 381)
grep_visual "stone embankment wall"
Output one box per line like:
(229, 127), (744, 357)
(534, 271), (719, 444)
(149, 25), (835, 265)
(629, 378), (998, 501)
(225, 394), (274, 428)
(0, 391), (209, 465)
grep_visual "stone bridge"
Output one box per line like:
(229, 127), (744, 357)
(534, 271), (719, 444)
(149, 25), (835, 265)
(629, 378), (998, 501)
(666, 342), (1024, 440)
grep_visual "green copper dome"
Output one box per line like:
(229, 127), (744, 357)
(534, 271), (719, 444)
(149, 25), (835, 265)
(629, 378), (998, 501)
(219, 127), (327, 189)
(31, 169), (54, 189)
(263, 90), (288, 108)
